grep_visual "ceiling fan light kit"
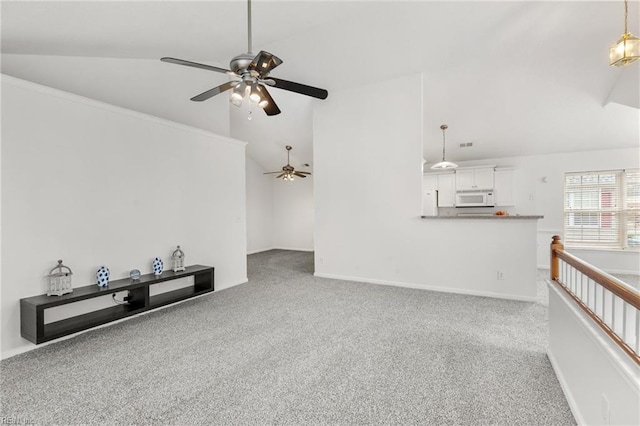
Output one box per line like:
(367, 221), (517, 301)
(264, 145), (311, 181)
(610, 0), (640, 66)
(431, 124), (458, 170)
(161, 0), (327, 116)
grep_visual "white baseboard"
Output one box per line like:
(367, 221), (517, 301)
(2, 345), (37, 361)
(273, 246), (314, 252)
(546, 349), (585, 426)
(1, 277), (249, 361)
(214, 278), (248, 291)
(247, 247), (314, 255)
(313, 272), (537, 302)
(247, 247), (275, 255)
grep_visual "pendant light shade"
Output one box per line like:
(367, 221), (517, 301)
(431, 124), (458, 170)
(610, 0), (640, 67)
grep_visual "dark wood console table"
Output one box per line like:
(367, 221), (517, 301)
(20, 265), (214, 344)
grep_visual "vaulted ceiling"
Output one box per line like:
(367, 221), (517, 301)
(2, 1), (639, 172)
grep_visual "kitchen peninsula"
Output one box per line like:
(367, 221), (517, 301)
(414, 214), (544, 301)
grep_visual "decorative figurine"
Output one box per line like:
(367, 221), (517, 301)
(172, 245), (185, 273)
(47, 259), (73, 296)
(129, 269), (141, 280)
(96, 266), (110, 288)
(152, 257), (164, 276)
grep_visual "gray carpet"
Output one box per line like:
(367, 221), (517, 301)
(1, 250), (575, 425)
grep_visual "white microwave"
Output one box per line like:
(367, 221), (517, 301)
(456, 191), (495, 207)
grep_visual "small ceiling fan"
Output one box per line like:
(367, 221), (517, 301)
(264, 145), (311, 181)
(161, 0), (328, 116)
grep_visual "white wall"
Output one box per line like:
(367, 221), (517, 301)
(313, 73), (538, 300)
(246, 155), (274, 254)
(1, 54), (231, 137)
(232, 85), (315, 254)
(245, 156), (314, 254)
(548, 283), (640, 425)
(1, 75), (248, 359)
(446, 148), (640, 274)
(272, 175), (314, 251)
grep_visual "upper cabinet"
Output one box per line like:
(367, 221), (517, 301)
(455, 167), (494, 191)
(424, 165), (514, 208)
(436, 173), (456, 207)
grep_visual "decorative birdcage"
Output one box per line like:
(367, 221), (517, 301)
(47, 259), (73, 296)
(172, 245), (185, 272)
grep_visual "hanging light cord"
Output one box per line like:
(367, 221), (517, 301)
(441, 125), (447, 162)
(624, 0), (629, 34)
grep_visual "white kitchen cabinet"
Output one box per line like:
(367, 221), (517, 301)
(422, 174), (438, 191)
(455, 170), (474, 190)
(455, 167), (495, 191)
(436, 173), (456, 207)
(423, 172), (456, 207)
(494, 169), (515, 206)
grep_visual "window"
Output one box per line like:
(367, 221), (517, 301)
(564, 169), (639, 250)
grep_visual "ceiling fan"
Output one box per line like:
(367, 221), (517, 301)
(160, 0), (328, 116)
(264, 145), (310, 181)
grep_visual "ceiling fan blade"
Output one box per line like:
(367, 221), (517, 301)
(293, 172), (308, 178)
(270, 77), (328, 100)
(161, 57), (234, 75)
(263, 171), (283, 174)
(248, 51), (283, 77)
(295, 171), (311, 175)
(190, 81), (236, 102)
(275, 173), (285, 179)
(257, 86), (281, 116)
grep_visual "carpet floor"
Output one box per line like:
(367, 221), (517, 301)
(1, 250), (575, 425)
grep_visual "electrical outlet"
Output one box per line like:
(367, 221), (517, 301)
(601, 394), (610, 424)
(497, 271), (504, 280)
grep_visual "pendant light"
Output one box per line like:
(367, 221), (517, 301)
(610, 0), (640, 67)
(431, 124), (458, 170)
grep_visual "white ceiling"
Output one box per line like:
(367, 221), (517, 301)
(2, 0), (639, 171)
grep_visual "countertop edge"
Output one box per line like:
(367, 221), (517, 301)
(420, 215), (544, 220)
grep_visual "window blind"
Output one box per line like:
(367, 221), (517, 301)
(626, 170), (640, 248)
(563, 169), (640, 250)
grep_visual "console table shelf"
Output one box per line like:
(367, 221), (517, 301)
(21, 264), (214, 344)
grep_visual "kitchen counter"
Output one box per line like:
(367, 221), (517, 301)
(421, 215), (543, 220)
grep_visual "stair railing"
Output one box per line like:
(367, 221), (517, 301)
(550, 235), (640, 366)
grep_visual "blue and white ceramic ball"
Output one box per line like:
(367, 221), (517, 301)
(152, 257), (164, 275)
(96, 266), (110, 288)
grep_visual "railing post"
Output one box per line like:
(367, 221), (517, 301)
(551, 235), (564, 280)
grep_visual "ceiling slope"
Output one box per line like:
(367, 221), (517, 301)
(1, 1), (638, 168)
